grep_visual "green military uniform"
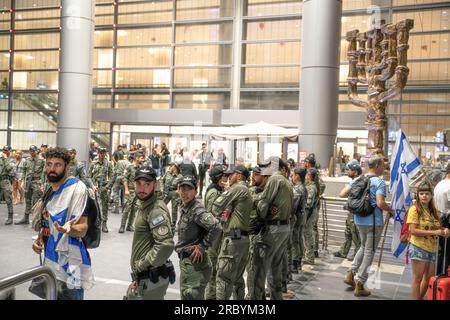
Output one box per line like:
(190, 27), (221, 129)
(337, 212), (361, 257)
(212, 180), (252, 300)
(291, 183), (308, 267)
(304, 181), (319, 264)
(161, 171), (183, 230)
(175, 198), (221, 300)
(125, 192), (175, 300)
(314, 177), (326, 254)
(245, 184), (264, 299)
(17, 155), (44, 224)
(109, 159), (131, 213)
(203, 183), (224, 300)
(68, 160), (92, 188)
(250, 171), (293, 300)
(89, 158), (113, 226)
(0, 155), (14, 224)
(120, 163), (141, 231)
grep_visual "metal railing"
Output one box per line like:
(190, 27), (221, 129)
(0, 266), (57, 300)
(318, 196), (403, 266)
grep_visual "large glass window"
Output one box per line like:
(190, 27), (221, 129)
(241, 91), (299, 110)
(174, 93), (230, 110)
(15, 0), (60, 9)
(118, 1), (173, 25)
(175, 23), (233, 43)
(15, 33), (59, 50)
(13, 71), (58, 90)
(11, 131), (56, 150)
(93, 95), (111, 109)
(176, 0), (234, 20)
(174, 67), (230, 87)
(13, 51), (59, 70)
(117, 27), (172, 46)
(116, 69), (170, 88)
(15, 9), (60, 30)
(13, 93), (58, 111)
(116, 94), (170, 109)
(116, 47), (171, 68)
(246, 0), (302, 17)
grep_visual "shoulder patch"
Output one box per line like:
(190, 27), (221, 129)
(151, 215), (165, 226)
(156, 225), (169, 237)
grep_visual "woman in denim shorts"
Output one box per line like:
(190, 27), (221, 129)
(407, 182), (450, 300)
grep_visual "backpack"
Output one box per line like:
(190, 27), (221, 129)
(344, 175), (375, 217)
(83, 189), (102, 249)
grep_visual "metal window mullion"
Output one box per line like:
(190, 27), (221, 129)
(173, 41), (233, 47)
(169, 0), (175, 109)
(111, 0), (118, 110)
(6, 0), (14, 145)
(242, 38), (300, 45)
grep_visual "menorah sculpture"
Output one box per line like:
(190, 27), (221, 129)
(346, 19), (414, 158)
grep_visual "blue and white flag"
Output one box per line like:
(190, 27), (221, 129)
(390, 129), (421, 258)
(44, 177), (95, 290)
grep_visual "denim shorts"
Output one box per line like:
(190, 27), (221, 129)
(408, 243), (437, 263)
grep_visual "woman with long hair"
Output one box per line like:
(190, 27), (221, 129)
(407, 182), (450, 300)
(12, 150), (25, 205)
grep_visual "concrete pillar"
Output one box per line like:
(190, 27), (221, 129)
(230, 0), (244, 109)
(57, 0), (94, 165)
(299, 0), (342, 169)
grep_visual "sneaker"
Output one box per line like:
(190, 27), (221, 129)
(354, 281), (371, 297)
(344, 271), (355, 287)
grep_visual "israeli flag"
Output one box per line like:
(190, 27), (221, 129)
(390, 129), (421, 258)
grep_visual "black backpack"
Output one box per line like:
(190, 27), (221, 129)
(83, 190), (102, 249)
(344, 175), (375, 217)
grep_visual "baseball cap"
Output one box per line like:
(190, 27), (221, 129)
(67, 147), (76, 153)
(293, 165), (307, 175)
(2, 145), (11, 151)
(224, 165), (250, 179)
(251, 166), (262, 174)
(209, 165), (225, 179)
(178, 175), (197, 189)
(99, 147), (107, 153)
(29, 145), (38, 152)
(304, 156), (316, 167)
(134, 166), (157, 182)
(287, 158), (296, 166)
(346, 159), (361, 171)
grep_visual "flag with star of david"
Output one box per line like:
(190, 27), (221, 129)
(390, 129), (422, 258)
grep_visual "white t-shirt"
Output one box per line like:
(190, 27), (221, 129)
(434, 178), (450, 216)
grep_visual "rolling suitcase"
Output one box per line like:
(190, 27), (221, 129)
(428, 238), (450, 300)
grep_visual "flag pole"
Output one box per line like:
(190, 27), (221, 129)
(377, 213), (391, 269)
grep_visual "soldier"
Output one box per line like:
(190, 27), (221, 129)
(204, 164), (227, 300)
(67, 148), (92, 189)
(197, 142), (213, 196)
(119, 152), (146, 233)
(125, 166), (175, 300)
(212, 165), (252, 300)
(15, 145), (45, 225)
(291, 166), (308, 272)
(1, 146), (15, 225)
(249, 156), (293, 300)
(161, 162), (183, 232)
(89, 148), (113, 233)
(304, 155), (325, 258)
(109, 155), (131, 214)
(39, 144), (48, 160)
(175, 175), (221, 300)
(245, 165), (269, 299)
(303, 168), (321, 265)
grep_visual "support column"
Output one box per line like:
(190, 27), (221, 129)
(298, 0), (342, 169)
(57, 0), (94, 164)
(230, 0), (244, 109)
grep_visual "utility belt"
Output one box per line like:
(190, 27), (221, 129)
(266, 219), (289, 226)
(131, 260), (176, 284)
(223, 228), (249, 239)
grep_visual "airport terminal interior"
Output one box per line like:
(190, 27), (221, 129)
(0, 0), (450, 301)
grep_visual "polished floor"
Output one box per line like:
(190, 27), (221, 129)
(0, 202), (412, 300)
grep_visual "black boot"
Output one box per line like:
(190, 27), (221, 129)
(314, 251), (319, 258)
(298, 258), (302, 271)
(126, 225), (134, 232)
(5, 212), (13, 225)
(15, 214), (29, 225)
(291, 260), (299, 274)
(118, 225), (125, 233)
(102, 222), (108, 233)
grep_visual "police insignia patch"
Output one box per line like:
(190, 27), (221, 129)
(152, 215), (165, 226)
(156, 225), (169, 236)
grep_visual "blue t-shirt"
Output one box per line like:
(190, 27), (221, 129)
(353, 175), (386, 227)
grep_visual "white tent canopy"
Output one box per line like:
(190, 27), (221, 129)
(206, 121), (298, 140)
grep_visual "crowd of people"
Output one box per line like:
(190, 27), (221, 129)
(1, 141), (449, 301)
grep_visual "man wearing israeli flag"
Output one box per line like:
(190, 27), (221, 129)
(32, 147), (94, 300)
(390, 129), (422, 259)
